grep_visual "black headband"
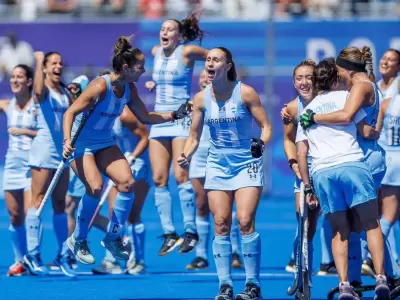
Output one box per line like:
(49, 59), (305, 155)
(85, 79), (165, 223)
(336, 57), (366, 72)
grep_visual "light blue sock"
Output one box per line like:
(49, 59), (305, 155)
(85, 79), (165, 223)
(155, 186), (175, 234)
(73, 194), (99, 241)
(381, 218), (400, 279)
(241, 232), (261, 287)
(388, 222), (399, 263)
(231, 212), (241, 254)
(104, 249), (117, 263)
(178, 181), (196, 233)
(131, 223), (145, 263)
(108, 192), (135, 238)
(26, 208), (41, 255)
(291, 224), (299, 260)
(9, 224), (27, 261)
(360, 231), (369, 261)
(53, 213), (69, 257)
(320, 217), (334, 264)
(195, 216), (210, 260)
(348, 233), (362, 283)
(213, 235), (233, 288)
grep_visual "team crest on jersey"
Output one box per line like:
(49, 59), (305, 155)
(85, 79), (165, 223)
(231, 104), (237, 113)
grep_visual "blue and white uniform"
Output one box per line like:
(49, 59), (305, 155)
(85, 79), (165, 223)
(189, 121), (210, 179)
(296, 91), (375, 215)
(203, 81), (263, 190)
(113, 117), (151, 183)
(357, 82), (386, 189)
(150, 45), (193, 139)
(380, 94), (400, 186)
(70, 74), (130, 160)
(29, 86), (69, 169)
(4, 98), (37, 191)
(378, 75), (400, 101)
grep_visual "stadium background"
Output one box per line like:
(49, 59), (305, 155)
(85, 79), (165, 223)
(0, 1), (398, 199)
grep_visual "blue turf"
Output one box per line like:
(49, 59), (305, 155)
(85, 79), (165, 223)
(0, 187), (377, 300)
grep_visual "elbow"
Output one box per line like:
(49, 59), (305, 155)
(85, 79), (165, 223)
(342, 114), (353, 124)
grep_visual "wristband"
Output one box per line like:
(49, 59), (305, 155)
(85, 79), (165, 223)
(288, 159), (298, 169)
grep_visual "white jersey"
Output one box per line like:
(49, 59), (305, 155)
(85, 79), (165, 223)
(378, 75), (400, 101)
(296, 91), (366, 174)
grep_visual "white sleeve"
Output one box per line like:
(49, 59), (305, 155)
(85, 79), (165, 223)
(353, 108), (367, 124)
(295, 122), (308, 143)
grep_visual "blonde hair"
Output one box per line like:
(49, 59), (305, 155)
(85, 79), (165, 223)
(337, 46), (375, 82)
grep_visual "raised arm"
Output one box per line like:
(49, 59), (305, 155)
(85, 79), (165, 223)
(242, 84), (272, 145)
(127, 83), (187, 124)
(33, 51), (49, 103)
(119, 106), (149, 159)
(183, 45), (208, 63)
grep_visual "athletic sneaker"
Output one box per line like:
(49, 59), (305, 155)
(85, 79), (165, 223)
(235, 283), (262, 300)
(67, 235), (95, 265)
(374, 275), (390, 300)
(362, 257), (376, 277)
(101, 235), (130, 261)
(92, 260), (122, 275)
(54, 254), (77, 277)
(388, 277), (400, 298)
(215, 284), (234, 300)
(186, 256), (209, 270)
(126, 261), (145, 275)
(23, 253), (49, 276)
(7, 261), (27, 276)
(179, 232), (199, 253)
(317, 261), (337, 275)
(158, 232), (183, 256)
(232, 253), (243, 269)
(338, 282), (360, 300)
(285, 258), (296, 273)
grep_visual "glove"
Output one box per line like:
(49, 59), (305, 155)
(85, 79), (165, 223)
(250, 138), (264, 158)
(124, 152), (136, 165)
(300, 109), (316, 129)
(171, 103), (189, 120)
(67, 83), (82, 99)
(304, 183), (318, 209)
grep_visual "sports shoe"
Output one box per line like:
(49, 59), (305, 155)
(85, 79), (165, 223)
(101, 235), (130, 261)
(317, 261), (337, 275)
(374, 275), (390, 300)
(232, 252), (243, 269)
(158, 232), (183, 256)
(7, 261), (27, 276)
(126, 261), (145, 275)
(235, 283), (262, 300)
(179, 232), (199, 253)
(67, 235), (95, 264)
(92, 260), (122, 275)
(186, 256), (209, 270)
(23, 253), (49, 276)
(215, 284), (234, 300)
(362, 257), (376, 277)
(339, 282), (360, 300)
(54, 254), (77, 277)
(285, 258), (296, 273)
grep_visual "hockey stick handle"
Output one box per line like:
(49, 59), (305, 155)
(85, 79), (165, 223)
(36, 96), (100, 217)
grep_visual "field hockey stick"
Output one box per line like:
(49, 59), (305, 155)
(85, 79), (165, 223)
(301, 182), (310, 300)
(36, 96), (100, 217)
(87, 154), (136, 230)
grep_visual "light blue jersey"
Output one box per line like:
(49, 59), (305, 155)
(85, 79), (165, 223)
(203, 81), (264, 190)
(113, 117), (151, 183)
(29, 85), (70, 169)
(378, 75), (400, 101)
(380, 94), (400, 186)
(150, 45), (193, 139)
(357, 82), (386, 188)
(70, 75), (130, 160)
(4, 98), (37, 191)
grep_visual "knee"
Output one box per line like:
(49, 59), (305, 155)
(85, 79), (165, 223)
(213, 216), (230, 236)
(116, 176), (135, 194)
(174, 169), (188, 185)
(237, 215), (255, 235)
(153, 172), (168, 188)
(65, 197), (78, 217)
(85, 179), (103, 198)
